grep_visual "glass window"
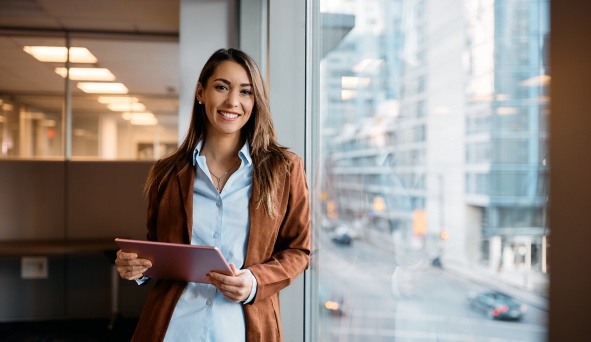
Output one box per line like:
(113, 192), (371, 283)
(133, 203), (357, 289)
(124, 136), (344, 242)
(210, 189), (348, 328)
(0, 34), (178, 160)
(311, 0), (549, 341)
(70, 38), (178, 160)
(0, 36), (66, 158)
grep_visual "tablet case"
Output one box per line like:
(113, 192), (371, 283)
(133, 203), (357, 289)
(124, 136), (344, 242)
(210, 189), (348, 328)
(115, 238), (233, 283)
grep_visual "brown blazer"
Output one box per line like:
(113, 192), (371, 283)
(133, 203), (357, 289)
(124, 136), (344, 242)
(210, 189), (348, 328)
(131, 152), (311, 342)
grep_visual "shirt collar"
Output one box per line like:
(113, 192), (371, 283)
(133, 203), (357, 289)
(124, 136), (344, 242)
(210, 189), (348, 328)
(193, 139), (252, 167)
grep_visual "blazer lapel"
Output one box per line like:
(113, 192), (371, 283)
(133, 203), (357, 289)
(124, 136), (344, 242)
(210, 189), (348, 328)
(244, 172), (286, 266)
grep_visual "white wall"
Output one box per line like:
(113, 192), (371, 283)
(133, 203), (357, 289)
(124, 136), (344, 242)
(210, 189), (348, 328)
(178, 0), (237, 143)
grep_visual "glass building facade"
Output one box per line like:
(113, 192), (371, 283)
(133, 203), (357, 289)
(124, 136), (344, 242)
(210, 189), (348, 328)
(313, 0), (549, 340)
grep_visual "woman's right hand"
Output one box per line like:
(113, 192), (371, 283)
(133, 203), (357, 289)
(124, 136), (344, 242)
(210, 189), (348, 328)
(115, 250), (152, 280)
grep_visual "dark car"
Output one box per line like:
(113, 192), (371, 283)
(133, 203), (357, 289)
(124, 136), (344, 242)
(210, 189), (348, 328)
(331, 232), (352, 245)
(467, 290), (527, 320)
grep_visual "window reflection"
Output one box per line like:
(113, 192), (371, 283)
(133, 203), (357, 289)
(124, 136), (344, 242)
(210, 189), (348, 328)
(0, 34), (178, 160)
(0, 95), (64, 158)
(313, 0), (549, 341)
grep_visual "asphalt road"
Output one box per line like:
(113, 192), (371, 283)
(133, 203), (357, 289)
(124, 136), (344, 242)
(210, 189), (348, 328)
(315, 231), (547, 342)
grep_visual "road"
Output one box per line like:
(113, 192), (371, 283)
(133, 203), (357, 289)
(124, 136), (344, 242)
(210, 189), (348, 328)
(315, 232), (548, 342)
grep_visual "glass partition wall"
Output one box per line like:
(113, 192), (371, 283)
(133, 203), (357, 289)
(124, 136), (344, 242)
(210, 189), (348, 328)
(0, 35), (67, 158)
(310, 0), (549, 341)
(0, 33), (178, 160)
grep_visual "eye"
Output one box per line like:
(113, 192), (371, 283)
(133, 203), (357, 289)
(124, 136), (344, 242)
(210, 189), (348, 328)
(215, 84), (228, 91)
(241, 89), (253, 96)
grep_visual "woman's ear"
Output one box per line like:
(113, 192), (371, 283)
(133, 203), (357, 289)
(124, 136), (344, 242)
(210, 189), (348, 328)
(196, 83), (203, 103)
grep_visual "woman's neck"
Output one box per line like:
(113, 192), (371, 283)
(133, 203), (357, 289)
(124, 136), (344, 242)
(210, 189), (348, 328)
(201, 133), (243, 162)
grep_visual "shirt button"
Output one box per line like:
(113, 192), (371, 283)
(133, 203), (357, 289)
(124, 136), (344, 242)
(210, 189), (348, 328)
(213, 232), (219, 239)
(216, 201), (221, 207)
(206, 299), (212, 306)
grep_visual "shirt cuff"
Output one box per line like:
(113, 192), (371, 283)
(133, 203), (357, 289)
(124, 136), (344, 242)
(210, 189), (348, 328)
(135, 275), (151, 285)
(243, 269), (258, 304)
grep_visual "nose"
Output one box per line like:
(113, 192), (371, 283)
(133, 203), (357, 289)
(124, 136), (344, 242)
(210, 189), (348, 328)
(226, 90), (239, 107)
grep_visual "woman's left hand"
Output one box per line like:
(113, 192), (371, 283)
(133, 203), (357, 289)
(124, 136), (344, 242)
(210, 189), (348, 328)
(207, 264), (253, 302)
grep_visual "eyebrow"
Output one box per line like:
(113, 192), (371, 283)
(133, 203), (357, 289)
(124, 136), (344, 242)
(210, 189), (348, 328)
(213, 78), (252, 88)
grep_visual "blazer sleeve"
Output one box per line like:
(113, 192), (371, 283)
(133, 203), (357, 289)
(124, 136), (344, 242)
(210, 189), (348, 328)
(247, 154), (311, 302)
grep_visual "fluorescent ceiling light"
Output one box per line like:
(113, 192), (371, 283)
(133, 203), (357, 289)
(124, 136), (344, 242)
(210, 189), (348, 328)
(77, 82), (128, 94)
(98, 96), (139, 104)
(121, 112), (158, 126)
(54, 67), (115, 81)
(23, 46), (98, 63)
(121, 112), (155, 120)
(107, 102), (146, 111)
(131, 117), (158, 125)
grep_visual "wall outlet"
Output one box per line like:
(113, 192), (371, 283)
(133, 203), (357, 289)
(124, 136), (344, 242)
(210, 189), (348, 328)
(21, 256), (48, 279)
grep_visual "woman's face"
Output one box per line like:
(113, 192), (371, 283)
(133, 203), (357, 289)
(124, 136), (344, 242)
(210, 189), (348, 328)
(196, 61), (254, 138)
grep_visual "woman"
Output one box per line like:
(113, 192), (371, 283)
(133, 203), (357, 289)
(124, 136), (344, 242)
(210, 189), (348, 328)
(115, 48), (311, 341)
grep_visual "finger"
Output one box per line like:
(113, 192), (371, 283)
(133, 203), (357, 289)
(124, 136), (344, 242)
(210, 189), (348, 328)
(117, 250), (138, 260)
(229, 264), (242, 276)
(130, 258), (152, 267)
(208, 275), (250, 302)
(116, 258), (152, 268)
(124, 273), (144, 281)
(214, 284), (242, 302)
(117, 264), (149, 278)
(121, 265), (151, 272)
(119, 267), (149, 280)
(209, 265), (243, 284)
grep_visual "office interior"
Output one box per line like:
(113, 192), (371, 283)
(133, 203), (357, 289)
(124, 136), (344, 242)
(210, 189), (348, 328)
(0, 0), (589, 341)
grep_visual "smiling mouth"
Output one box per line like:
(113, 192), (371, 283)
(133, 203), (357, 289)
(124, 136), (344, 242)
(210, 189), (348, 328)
(219, 111), (240, 119)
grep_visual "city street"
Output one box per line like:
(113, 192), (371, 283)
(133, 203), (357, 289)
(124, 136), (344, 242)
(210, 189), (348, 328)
(316, 231), (548, 342)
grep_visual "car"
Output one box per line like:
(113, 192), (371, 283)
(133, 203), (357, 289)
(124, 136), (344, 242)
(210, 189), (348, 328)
(331, 232), (352, 245)
(467, 290), (527, 320)
(318, 289), (346, 316)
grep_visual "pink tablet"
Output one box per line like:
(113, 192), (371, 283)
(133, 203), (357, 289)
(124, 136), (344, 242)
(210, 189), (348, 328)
(115, 238), (233, 283)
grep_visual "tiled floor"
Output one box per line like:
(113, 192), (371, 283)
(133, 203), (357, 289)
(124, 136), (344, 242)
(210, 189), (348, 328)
(0, 317), (138, 342)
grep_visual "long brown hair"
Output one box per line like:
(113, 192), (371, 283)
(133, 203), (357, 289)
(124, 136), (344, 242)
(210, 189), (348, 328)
(145, 48), (290, 217)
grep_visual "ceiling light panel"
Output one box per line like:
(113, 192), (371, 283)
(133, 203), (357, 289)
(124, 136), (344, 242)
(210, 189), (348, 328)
(121, 112), (154, 120)
(130, 117), (158, 126)
(98, 96), (139, 104)
(77, 82), (128, 94)
(23, 46), (98, 63)
(121, 112), (158, 125)
(54, 67), (115, 81)
(107, 102), (146, 111)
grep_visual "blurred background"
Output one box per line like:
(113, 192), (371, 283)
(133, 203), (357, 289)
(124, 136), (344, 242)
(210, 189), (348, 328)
(1, 0), (590, 341)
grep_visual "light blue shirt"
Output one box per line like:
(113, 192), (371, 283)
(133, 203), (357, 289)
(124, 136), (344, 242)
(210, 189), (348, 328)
(164, 140), (257, 342)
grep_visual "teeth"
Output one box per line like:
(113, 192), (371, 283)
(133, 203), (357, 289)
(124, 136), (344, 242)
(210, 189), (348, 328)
(220, 112), (238, 119)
